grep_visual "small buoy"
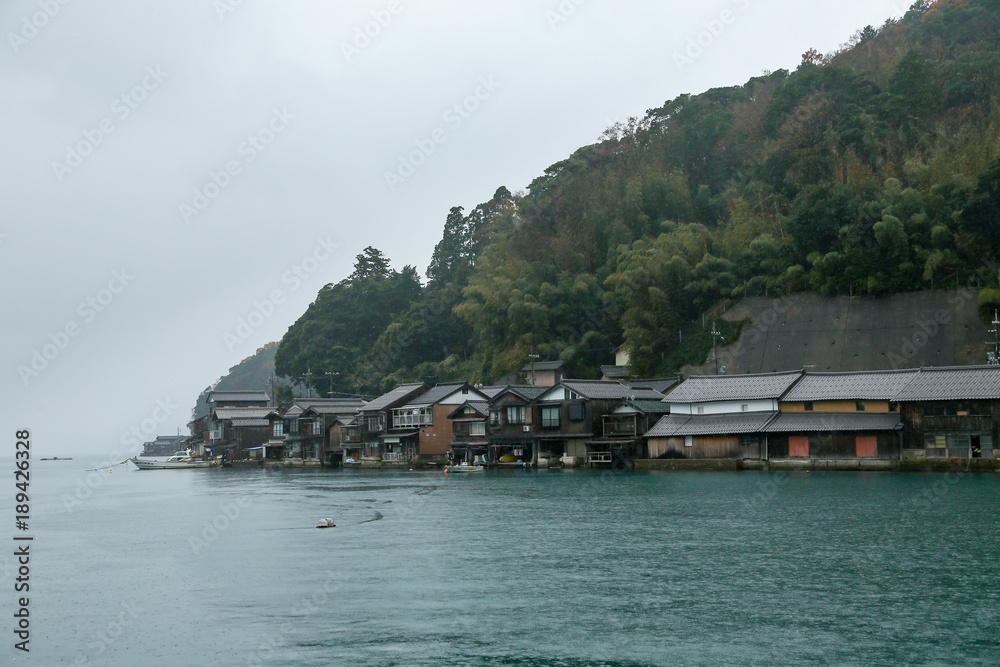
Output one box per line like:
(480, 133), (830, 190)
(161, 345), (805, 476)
(316, 518), (336, 528)
(444, 468), (449, 474)
(409, 468), (414, 471)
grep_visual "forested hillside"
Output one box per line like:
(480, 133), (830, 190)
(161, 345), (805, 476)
(276, 0), (1000, 395)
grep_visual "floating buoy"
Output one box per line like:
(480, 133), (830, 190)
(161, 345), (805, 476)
(316, 518), (336, 528)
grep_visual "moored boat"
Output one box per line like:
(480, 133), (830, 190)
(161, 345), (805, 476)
(130, 449), (215, 470)
(444, 464), (484, 473)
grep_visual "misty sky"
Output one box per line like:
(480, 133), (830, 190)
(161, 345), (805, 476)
(2, 0), (912, 458)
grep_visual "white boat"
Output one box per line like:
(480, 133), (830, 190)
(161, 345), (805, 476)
(444, 464), (484, 473)
(130, 449), (215, 470)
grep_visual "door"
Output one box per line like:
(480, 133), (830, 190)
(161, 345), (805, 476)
(789, 436), (809, 458)
(855, 435), (877, 458)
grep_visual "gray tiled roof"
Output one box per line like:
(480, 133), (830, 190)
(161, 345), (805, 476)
(363, 383), (427, 412)
(893, 366), (1000, 402)
(645, 412), (778, 438)
(449, 401), (490, 419)
(404, 383), (486, 408)
(628, 399), (673, 414)
(521, 360), (565, 372)
(478, 386), (507, 398)
(764, 412), (902, 433)
(561, 380), (664, 401)
(230, 417), (270, 428)
(214, 407), (275, 420)
(784, 370), (918, 402)
(292, 398), (367, 410)
(492, 385), (550, 402)
(629, 378), (681, 394)
(666, 371), (802, 403)
(209, 390), (270, 403)
(601, 365), (630, 379)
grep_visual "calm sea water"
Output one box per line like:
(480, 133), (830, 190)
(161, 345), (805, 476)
(2, 460), (999, 666)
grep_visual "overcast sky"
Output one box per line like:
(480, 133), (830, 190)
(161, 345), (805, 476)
(2, 0), (911, 458)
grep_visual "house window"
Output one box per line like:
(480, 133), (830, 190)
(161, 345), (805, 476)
(470, 422), (486, 437)
(489, 409), (501, 426)
(804, 402), (814, 412)
(684, 436), (693, 448)
(506, 406), (525, 425)
(697, 406), (705, 415)
(366, 415), (384, 432)
(889, 402), (898, 413)
(969, 403), (992, 417)
(541, 406), (560, 429)
(272, 421), (284, 437)
(856, 401), (866, 412)
(568, 402), (586, 421)
(741, 404), (749, 412)
(287, 418), (299, 434)
(392, 407), (433, 428)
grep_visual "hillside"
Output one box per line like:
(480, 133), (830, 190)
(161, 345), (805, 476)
(272, 0), (1000, 395)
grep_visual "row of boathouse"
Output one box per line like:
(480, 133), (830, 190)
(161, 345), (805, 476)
(182, 363), (1000, 469)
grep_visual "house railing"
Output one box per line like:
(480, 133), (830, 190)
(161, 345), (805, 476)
(382, 452), (408, 462)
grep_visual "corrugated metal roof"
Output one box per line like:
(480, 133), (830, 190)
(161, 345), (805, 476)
(214, 407), (275, 420)
(765, 412), (902, 433)
(894, 366), (1000, 401)
(363, 383), (427, 412)
(666, 371), (803, 403)
(784, 370), (919, 402)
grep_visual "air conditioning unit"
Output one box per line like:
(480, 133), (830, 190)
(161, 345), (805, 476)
(522, 425), (531, 432)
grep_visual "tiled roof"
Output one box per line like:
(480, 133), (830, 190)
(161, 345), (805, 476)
(561, 380), (664, 401)
(784, 370), (919, 402)
(230, 418), (270, 428)
(363, 383), (427, 412)
(491, 386), (550, 403)
(765, 412), (902, 433)
(666, 371), (803, 403)
(521, 360), (565, 372)
(404, 383), (485, 407)
(893, 366), (1000, 402)
(209, 390), (270, 403)
(478, 386), (507, 398)
(601, 365), (630, 379)
(448, 401), (490, 419)
(292, 398), (367, 410)
(646, 412), (778, 438)
(214, 407), (275, 420)
(629, 378), (681, 394)
(629, 399), (672, 414)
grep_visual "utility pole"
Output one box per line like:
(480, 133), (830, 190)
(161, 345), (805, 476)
(710, 322), (723, 375)
(527, 352), (540, 386)
(324, 371), (340, 397)
(987, 311), (1000, 365)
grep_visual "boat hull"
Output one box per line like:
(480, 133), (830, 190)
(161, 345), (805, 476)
(130, 457), (214, 470)
(445, 465), (484, 473)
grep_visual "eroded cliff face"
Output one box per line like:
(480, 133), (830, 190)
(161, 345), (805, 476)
(683, 289), (991, 376)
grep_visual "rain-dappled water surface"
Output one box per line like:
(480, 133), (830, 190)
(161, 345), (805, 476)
(4, 461), (999, 666)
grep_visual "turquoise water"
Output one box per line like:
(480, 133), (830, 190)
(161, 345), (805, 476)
(2, 462), (999, 666)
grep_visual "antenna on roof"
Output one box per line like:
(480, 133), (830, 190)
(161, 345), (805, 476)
(988, 311), (1000, 366)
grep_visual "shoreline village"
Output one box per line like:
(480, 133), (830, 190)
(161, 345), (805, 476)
(169, 364), (1000, 473)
